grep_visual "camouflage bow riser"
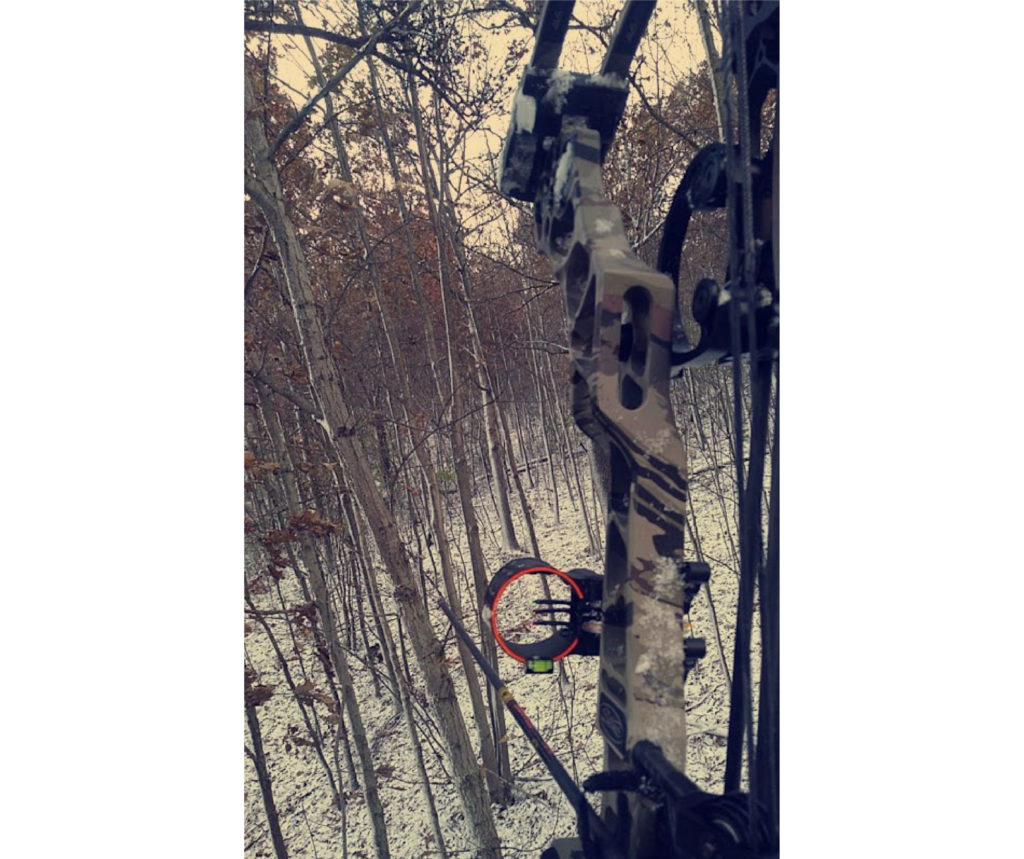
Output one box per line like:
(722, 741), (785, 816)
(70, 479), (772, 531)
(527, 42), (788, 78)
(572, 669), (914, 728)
(537, 123), (693, 842)
(485, 2), (780, 855)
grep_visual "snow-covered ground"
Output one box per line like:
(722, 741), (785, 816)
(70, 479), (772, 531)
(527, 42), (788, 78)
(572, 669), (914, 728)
(244, 444), (756, 857)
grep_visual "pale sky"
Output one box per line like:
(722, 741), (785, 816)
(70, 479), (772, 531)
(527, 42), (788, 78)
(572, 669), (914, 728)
(250, 1), (711, 240)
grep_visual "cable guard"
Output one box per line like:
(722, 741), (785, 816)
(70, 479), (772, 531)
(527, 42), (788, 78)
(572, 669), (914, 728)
(656, 143), (779, 374)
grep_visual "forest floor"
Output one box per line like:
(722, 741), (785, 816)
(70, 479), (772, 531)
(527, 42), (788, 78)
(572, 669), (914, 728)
(244, 446), (757, 858)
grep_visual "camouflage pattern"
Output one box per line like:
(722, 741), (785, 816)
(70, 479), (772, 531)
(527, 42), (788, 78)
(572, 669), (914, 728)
(600, 0), (658, 79)
(497, 3), (781, 853)
(498, 4), (696, 854)
(536, 126), (691, 785)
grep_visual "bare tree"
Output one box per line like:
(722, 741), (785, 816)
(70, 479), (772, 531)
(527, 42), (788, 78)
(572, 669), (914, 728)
(245, 71), (503, 857)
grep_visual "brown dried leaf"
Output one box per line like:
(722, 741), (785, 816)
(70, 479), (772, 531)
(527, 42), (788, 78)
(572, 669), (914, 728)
(245, 684), (276, 707)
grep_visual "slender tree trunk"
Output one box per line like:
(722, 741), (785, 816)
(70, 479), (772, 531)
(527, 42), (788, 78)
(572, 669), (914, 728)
(544, 352), (600, 553)
(418, 448), (505, 795)
(260, 406), (363, 791)
(334, 466), (448, 855)
(296, 410), (385, 699)
(256, 390), (391, 859)
(404, 72), (516, 800)
(496, 344), (534, 490)
(496, 393), (541, 558)
(246, 697), (289, 859)
(245, 587), (344, 810)
(443, 360), (514, 796)
(696, 0), (728, 144)
(245, 73), (502, 857)
(335, 468), (404, 712)
(477, 356), (521, 552)
(524, 298), (560, 524)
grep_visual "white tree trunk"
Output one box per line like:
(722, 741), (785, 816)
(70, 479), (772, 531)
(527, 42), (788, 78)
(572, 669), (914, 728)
(245, 73), (502, 858)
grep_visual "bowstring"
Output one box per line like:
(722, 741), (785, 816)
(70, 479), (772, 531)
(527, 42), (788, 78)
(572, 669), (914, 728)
(717, 2), (779, 848)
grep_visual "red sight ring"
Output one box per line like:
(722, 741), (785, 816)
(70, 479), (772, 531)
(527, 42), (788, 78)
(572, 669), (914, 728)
(489, 564), (583, 664)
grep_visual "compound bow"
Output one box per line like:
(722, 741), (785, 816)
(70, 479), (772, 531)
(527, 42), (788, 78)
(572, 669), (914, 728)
(444, 2), (779, 857)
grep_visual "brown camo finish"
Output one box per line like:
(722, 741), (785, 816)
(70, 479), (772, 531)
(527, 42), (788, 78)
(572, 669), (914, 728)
(537, 127), (691, 793)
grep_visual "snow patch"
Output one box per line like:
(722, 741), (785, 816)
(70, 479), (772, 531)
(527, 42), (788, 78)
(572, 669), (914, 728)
(637, 426), (674, 456)
(514, 92), (536, 134)
(498, 132), (535, 195)
(586, 71), (628, 89)
(635, 653), (651, 674)
(553, 147), (573, 200)
(245, 408), (751, 855)
(653, 556), (678, 590)
(543, 69), (574, 112)
(593, 218), (613, 237)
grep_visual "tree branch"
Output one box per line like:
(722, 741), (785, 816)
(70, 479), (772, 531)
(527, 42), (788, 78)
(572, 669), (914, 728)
(245, 227), (269, 298)
(249, 369), (322, 420)
(626, 66), (704, 152)
(261, 3), (421, 157)
(243, 20), (373, 50)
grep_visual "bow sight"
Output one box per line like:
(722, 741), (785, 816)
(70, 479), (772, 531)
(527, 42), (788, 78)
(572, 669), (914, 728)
(482, 557), (709, 678)
(483, 558), (602, 674)
(484, 0), (780, 856)
(441, 580), (770, 859)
